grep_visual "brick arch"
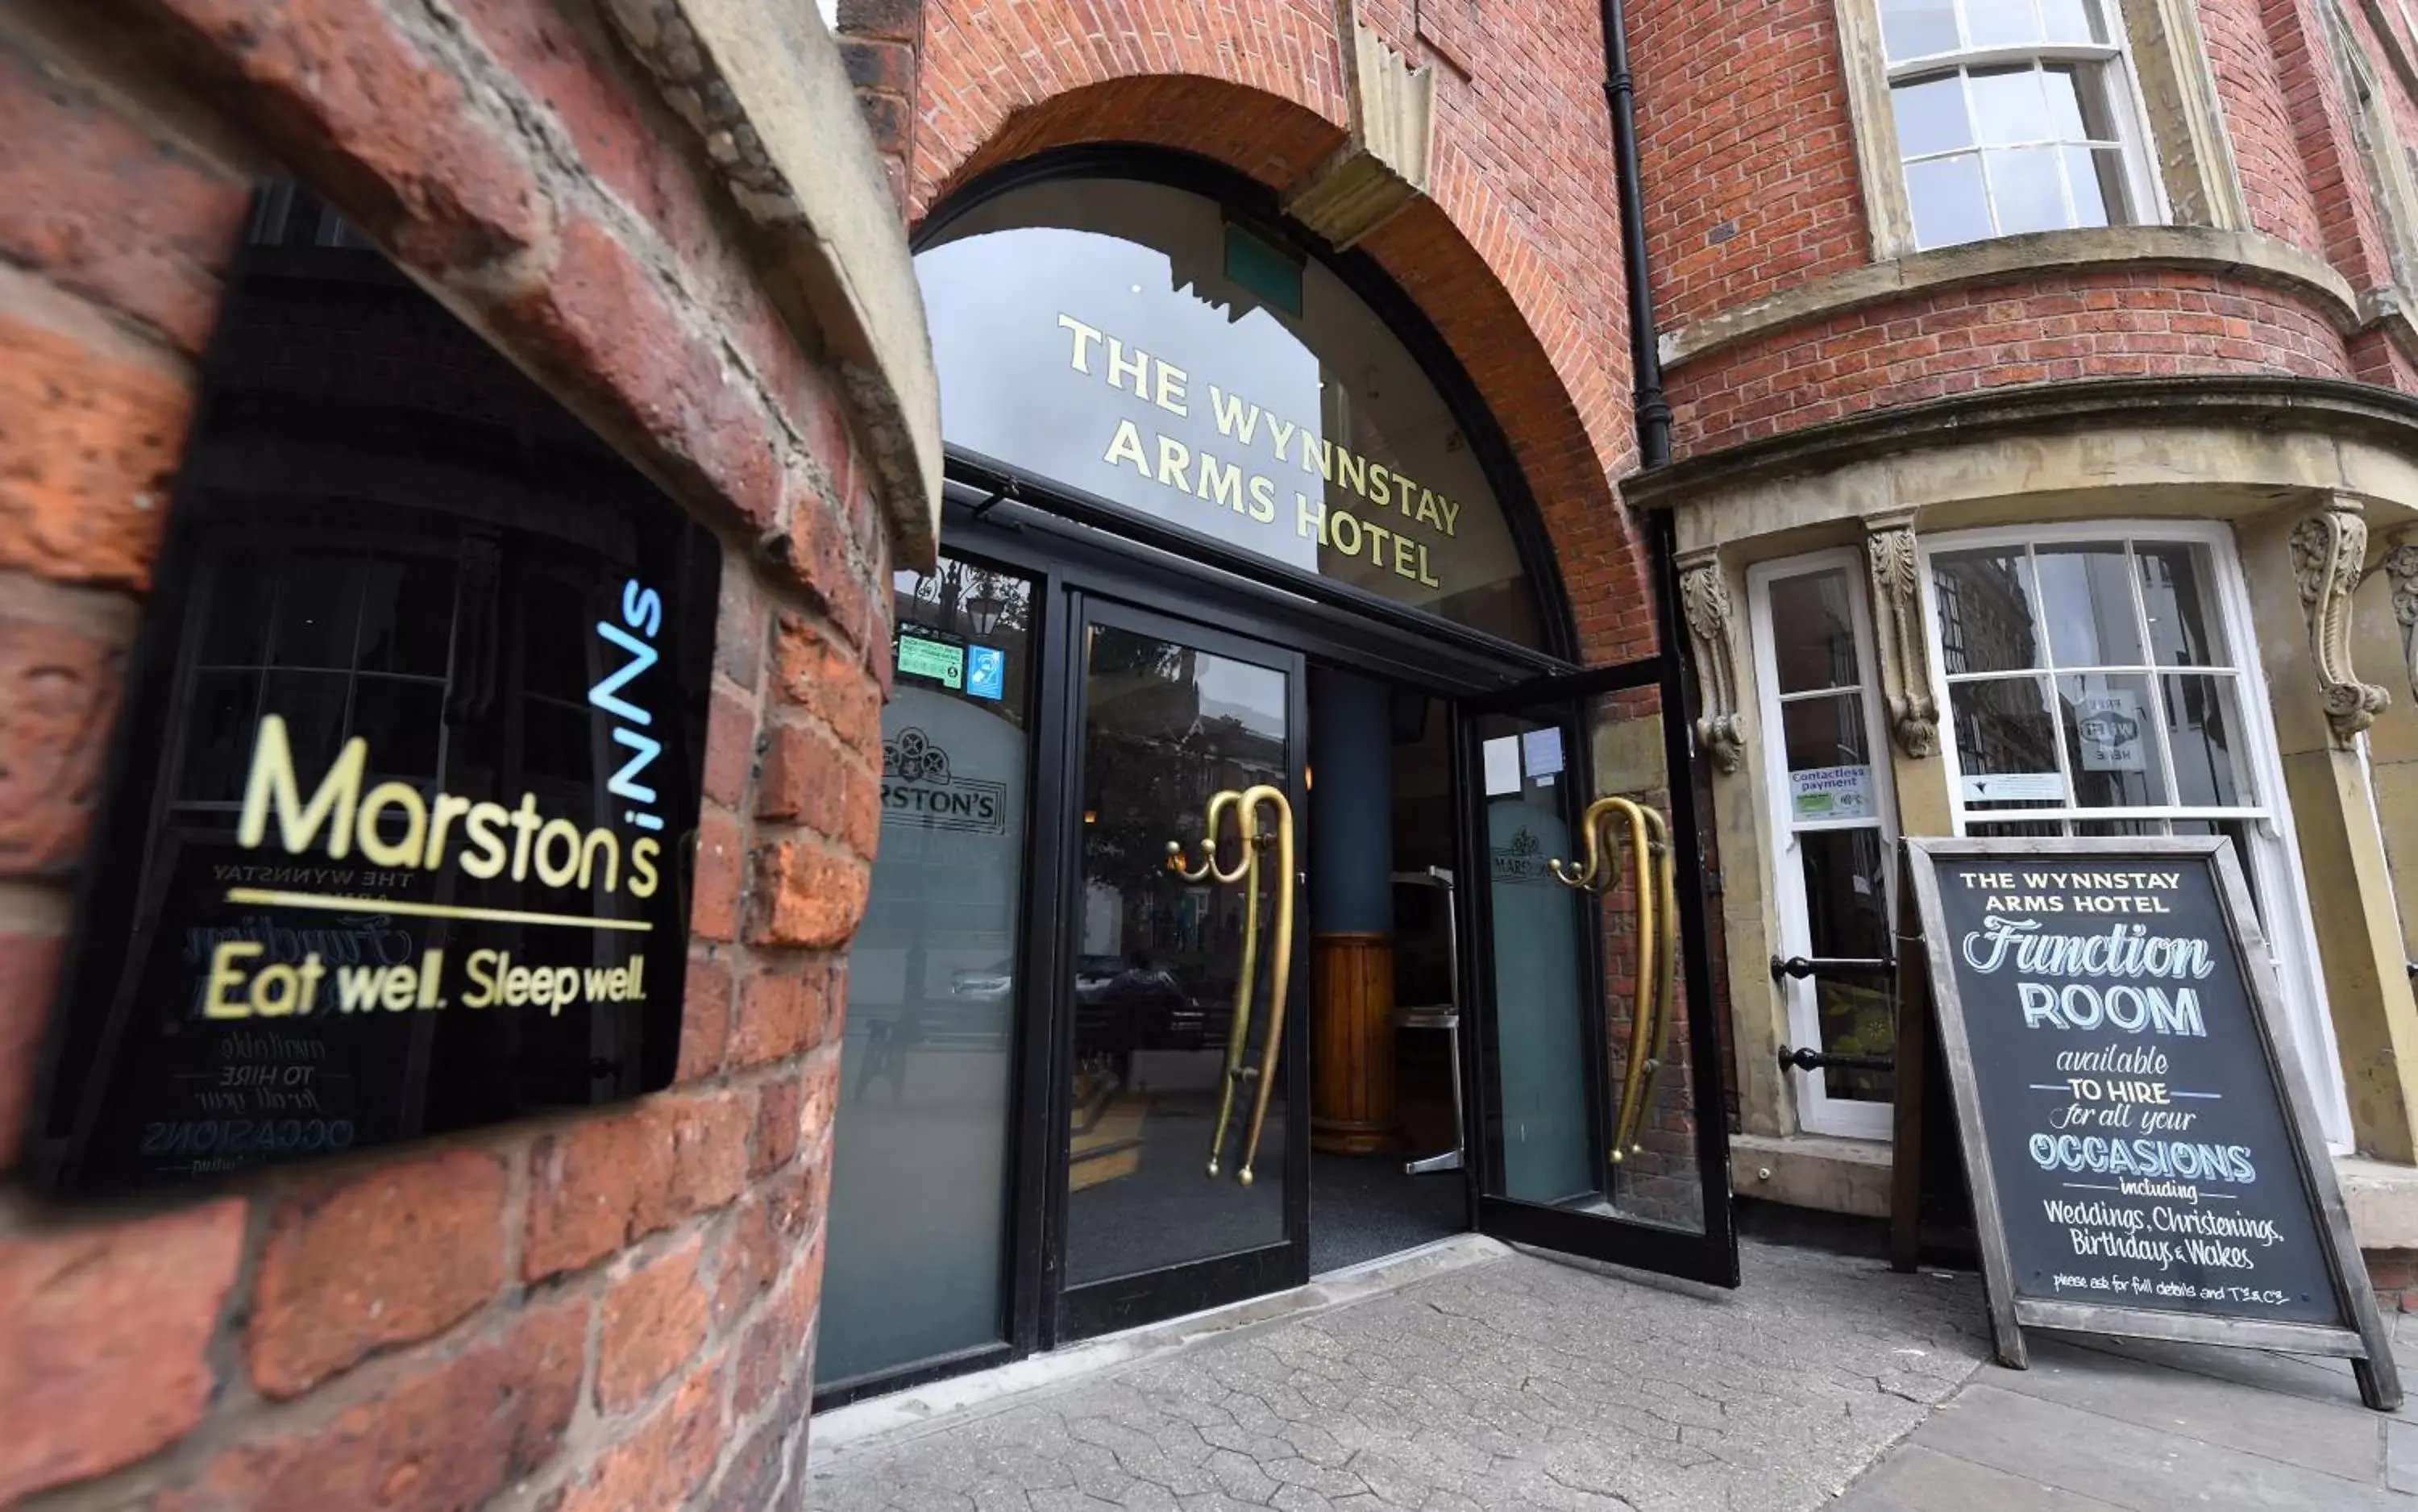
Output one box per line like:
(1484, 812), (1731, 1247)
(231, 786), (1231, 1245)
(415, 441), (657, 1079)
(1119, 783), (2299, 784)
(909, 66), (1654, 662)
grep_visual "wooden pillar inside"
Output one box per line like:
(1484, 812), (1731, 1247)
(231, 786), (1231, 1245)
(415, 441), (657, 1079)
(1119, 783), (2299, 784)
(1311, 933), (1398, 1153)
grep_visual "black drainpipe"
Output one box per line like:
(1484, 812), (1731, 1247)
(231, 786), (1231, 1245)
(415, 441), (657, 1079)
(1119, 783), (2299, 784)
(1602, 0), (1671, 469)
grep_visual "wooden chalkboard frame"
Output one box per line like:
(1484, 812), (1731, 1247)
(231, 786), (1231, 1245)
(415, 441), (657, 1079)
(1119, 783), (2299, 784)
(1902, 835), (2403, 1411)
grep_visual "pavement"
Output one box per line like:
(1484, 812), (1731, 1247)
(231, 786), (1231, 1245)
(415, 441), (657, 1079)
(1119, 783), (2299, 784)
(804, 1235), (2415, 1510)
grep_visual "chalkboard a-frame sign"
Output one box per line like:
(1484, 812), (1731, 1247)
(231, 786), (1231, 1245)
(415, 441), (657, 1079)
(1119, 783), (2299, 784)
(1902, 836), (2403, 1411)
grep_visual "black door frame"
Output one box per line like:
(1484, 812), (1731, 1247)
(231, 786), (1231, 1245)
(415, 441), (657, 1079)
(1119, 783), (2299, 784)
(815, 472), (1739, 1412)
(1049, 595), (1315, 1343)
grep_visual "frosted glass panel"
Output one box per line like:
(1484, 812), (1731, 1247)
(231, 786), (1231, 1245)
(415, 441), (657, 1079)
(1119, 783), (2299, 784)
(817, 560), (1035, 1387)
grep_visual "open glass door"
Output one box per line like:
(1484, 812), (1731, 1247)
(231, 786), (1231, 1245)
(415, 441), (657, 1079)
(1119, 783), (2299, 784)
(1454, 658), (1739, 1286)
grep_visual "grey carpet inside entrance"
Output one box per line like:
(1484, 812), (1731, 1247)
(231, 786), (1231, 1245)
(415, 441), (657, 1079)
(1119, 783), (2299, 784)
(1310, 1149), (1465, 1275)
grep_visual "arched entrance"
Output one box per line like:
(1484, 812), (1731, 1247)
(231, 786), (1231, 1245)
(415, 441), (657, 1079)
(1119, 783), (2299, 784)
(814, 152), (1735, 1409)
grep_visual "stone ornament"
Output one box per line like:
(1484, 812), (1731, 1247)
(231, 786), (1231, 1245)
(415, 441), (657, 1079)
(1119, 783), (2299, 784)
(1864, 525), (1939, 759)
(1678, 557), (1746, 774)
(2384, 530), (2418, 708)
(1283, 6), (1435, 248)
(2291, 496), (2391, 745)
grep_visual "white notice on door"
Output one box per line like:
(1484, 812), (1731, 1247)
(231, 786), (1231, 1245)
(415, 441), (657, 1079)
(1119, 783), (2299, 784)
(1521, 726), (1564, 780)
(1481, 735), (1521, 796)
(1789, 763), (1873, 821)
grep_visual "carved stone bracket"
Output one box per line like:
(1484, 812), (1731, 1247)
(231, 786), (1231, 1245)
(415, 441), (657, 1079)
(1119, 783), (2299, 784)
(1282, 4), (1434, 248)
(1678, 555), (1746, 774)
(1863, 524), (1939, 758)
(2385, 529), (2418, 707)
(2291, 495), (2391, 745)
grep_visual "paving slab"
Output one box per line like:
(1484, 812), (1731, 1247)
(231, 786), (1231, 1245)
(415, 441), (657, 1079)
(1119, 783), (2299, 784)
(1898, 1381), (2403, 1510)
(808, 1240), (1992, 1512)
(1976, 1335), (2383, 1480)
(1830, 1443), (2119, 1511)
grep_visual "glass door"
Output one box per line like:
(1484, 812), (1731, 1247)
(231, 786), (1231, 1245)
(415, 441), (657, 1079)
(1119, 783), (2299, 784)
(1055, 597), (1311, 1340)
(1454, 660), (1739, 1286)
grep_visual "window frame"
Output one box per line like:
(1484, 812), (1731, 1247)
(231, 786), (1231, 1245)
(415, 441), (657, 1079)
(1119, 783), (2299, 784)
(1836, 0), (2245, 260)
(1916, 518), (2353, 1149)
(1747, 549), (1903, 1141)
(1881, 0), (2171, 249)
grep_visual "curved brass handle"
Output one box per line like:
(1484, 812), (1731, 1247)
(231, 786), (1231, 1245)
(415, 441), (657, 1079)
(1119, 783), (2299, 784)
(1172, 785), (1295, 1184)
(1551, 796), (1681, 1172)
(1232, 785), (1294, 1187)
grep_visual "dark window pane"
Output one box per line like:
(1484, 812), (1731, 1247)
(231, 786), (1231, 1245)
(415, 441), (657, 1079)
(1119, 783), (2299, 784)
(1933, 548), (2040, 672)
(199, 551), (277, 666)
(176, 671), (261, 802)
(2137, 542), (2226, 666)
(1950, 675), (2064, 808)
(520, 573), (592, 704)
(521, 698), (594, 787)
(268, 557), (365, 668)
(1797, 829), (1894, 1103)
(1782, 693), (1873, 773)
(355, 555), (459, 676)
(1067, 623), (1290, 1284)
(351, 677), (444, 781)
(1768, 568), (1861, 694)
(2164, 674), (2253, 808)
(260, 670), (351, 776)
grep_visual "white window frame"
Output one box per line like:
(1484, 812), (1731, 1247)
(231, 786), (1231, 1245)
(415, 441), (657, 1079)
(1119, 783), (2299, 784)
(1748, 550), (1903, 1140)
(1917, 519), (2354, 1150)
(1882, 0), (2171, 248)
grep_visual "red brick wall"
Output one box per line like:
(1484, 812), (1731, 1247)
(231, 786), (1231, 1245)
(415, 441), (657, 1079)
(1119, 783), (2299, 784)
(0, 0), (895, 1505)
(908, 0), (1660, 658)
(1631, 0), (1868, 332)
(1639, 0), (2418, 463)
(1674, 268), (2356, 451)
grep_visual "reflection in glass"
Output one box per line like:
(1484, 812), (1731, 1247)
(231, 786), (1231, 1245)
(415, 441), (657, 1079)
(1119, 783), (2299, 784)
(2138, 542), (2225, 667)
(2165, 674), (2252, 808)
(1907, 154), (1993, 249)
(1065, 624), (1291, 1286)
(916, 178), (1540, 646)
(1932, 548), (2039, 672)
(1478, 698), (1703, 1234)
(2059, 671), (2169, 808)
(1881, 0), (1959, 58)
(1797, 829), (1894, 1103)
(1892, 73), (1972, 157)
(1783, 694), (1872, 773)
(1768, 569), (1861, 693)
(1949, 675), (2061, 802)
(820, 559), (1037, 1387)
(1987, 146), (2067, 235)
(2034, 544), (2143, 667)
(1971, 66), (2050, 144)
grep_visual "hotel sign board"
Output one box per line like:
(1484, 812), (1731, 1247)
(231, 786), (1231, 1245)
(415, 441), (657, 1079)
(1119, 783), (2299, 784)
(28, 193), (719, 1198)
(1902, 837), (2400, 1409)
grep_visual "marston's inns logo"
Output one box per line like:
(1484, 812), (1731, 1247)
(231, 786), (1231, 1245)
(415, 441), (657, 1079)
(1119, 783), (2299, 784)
(881, 728), (1005, 834)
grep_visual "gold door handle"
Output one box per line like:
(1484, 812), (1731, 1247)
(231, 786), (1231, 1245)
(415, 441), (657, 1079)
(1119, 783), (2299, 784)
(1168, 784), (1295, 1185)
(1551, 797), (1681, 1171)
(1232, 785), (1294, 1187)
